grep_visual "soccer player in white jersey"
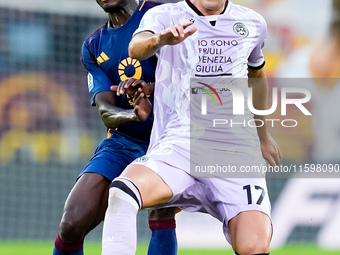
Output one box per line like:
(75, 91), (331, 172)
(101, 0), (281, 254)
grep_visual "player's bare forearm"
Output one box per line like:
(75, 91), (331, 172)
(100, 107), (139, 128)
(248, 68), (269, 140)
(129, 32), (161, 60)
(95, 91), (144, 129)
(248, 68), (282, 166)
(129, 21), (197, 60)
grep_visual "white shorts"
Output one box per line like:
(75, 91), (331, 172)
(131, 143), (271, 242)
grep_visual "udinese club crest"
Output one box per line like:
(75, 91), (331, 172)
(233, 22), (249, 38)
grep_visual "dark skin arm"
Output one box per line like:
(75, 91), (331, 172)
(95, 91), (136, 129)
(111, 78), (155, 97)
(95, 80), (152, 128)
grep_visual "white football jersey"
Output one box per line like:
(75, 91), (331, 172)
(134, 0), (268, 168)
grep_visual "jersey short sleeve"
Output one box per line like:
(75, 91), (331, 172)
(133, 5), (169, 37)
(81, 39), (113, 106)
(247, 14), (267, 70)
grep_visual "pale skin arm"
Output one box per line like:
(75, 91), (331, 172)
(129, 21), (198, 60)
(248, 68), (282, 166)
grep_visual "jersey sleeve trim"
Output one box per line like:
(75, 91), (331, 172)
(248, 60), (265, 70)
(133, 29), (156, 37)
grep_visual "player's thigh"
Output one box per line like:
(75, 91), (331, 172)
(228, 210), (272, 254)
(121, 164), (173, 208)
(199, 177), (271, 248)
(63, 172), (110, 225)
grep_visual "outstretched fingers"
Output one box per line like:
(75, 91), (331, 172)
(159, 21), (197, 45)
(182, 20), (198, 36)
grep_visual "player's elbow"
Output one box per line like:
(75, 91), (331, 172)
(99, 109), (118, 129)
(128, 42), (140, 60)
(128, 41), (149, 60)
(129, 32), (157, 60)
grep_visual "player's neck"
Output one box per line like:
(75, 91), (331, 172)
(189, 0), (228, 16)
(108, 1), (139, 28)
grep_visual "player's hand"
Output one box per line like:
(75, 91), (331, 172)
(133, 91), (152, 122)
(157, 20), (197, 46)
(260, 133), (282, 167)
(111, 79), (154, 96)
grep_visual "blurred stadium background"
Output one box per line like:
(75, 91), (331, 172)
(1, 0), (340, 253)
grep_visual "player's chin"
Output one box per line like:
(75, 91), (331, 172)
(103, 6), (120, 13)
(101, 0), (128, 12)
